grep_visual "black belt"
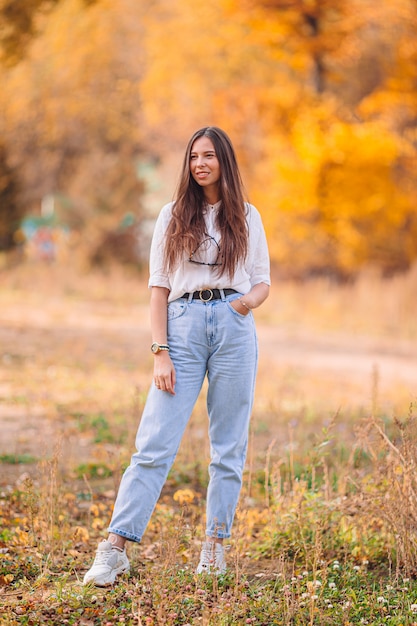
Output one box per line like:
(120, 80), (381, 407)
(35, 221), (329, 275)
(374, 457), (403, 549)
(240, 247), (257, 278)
(182, 288), (237, 302)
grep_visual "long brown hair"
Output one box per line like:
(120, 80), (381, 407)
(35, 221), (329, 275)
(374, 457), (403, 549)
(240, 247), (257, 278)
(164, 127), (248, 279)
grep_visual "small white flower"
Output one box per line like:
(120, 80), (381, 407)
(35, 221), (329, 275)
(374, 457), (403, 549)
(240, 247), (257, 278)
(301, 592), (309, 599)
(314, 580), (322, 587)
(302, 571), (309, 577)
(353, 565), (361, 571)
(377, 596), (385, 603)
(328, 582), (336, 589)
(327, 603), (334, 608)
(333, 563), (340, 570)
(410, 603), (417, 613)
(311, 594), (318, 601)
(386, 585), (393, 591)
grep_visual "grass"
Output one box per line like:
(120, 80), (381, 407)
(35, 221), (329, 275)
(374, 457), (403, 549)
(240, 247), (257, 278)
(0, 455), (38, 464)
(1, 260), (417, 624)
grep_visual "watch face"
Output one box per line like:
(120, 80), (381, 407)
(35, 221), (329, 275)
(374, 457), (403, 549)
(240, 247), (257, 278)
(151, 343), (159, 353)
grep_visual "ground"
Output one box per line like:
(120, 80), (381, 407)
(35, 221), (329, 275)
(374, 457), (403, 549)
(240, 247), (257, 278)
(1, 264), (417, 624)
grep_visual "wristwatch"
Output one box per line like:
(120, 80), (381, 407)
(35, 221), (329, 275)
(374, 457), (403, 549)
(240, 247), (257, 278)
(151, 342), (170, 354)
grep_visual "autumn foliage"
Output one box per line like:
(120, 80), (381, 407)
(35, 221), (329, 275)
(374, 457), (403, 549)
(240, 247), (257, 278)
(0, 0), (416, 277)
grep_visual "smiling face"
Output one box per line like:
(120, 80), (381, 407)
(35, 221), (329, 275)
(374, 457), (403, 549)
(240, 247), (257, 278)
(189, 136), (221, 202)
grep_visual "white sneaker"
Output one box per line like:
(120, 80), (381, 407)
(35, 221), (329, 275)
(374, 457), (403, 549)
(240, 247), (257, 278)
(83, 540), (130, 586)
(196, 541), (227, 575)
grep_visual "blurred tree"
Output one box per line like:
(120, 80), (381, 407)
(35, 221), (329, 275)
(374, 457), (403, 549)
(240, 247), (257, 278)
(0, 0), (99, 66)
(248, 0), (417, 277)
(0, 0), (58, 256)
(0, 0), (58, 66)
(0, 142), (22, 250)
(253, 104), (415, 277)
(0, 0), (147, 263)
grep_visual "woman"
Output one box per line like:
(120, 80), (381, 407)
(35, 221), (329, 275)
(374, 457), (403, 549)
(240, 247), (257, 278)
(83, 126), (270, 586)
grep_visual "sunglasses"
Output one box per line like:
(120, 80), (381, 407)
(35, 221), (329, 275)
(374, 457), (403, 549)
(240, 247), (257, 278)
(188, 235), (222, 266)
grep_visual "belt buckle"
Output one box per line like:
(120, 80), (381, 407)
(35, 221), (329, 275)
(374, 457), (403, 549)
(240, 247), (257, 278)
(199, 289), (213, 302)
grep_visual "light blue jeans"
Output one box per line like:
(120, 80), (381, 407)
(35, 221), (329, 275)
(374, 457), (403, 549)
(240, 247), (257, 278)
(108, 290), (258, 542)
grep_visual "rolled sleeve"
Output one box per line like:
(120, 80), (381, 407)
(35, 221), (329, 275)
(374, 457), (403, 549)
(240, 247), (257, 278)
(247, 205), (271, 288)
(148, 204), (172, 290)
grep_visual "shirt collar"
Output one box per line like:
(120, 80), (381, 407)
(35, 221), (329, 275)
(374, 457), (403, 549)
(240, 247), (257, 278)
(203, 200), (222, 213)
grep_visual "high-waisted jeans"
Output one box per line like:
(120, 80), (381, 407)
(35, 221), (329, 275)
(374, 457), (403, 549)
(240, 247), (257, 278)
(108, 291), (258, 542)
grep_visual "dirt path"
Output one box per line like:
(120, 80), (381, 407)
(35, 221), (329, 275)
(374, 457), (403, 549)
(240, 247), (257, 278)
(257, 325), (417, 390)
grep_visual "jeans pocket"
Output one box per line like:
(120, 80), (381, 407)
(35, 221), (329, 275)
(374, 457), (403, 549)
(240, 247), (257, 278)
(227, 299), (251, 319)
(168, 300), (188, 321)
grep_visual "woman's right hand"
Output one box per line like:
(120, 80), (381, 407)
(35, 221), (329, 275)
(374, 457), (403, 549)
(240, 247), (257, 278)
(153, 352), (176, 395)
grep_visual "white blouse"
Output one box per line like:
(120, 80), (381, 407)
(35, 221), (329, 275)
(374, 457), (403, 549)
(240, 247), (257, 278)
(149, 201), (270, 303)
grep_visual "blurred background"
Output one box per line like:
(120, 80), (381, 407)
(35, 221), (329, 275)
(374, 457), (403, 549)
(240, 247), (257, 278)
(1, 0), (417, 279)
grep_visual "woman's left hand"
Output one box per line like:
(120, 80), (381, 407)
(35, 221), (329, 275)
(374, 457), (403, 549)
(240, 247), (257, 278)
(230, 298), (251, 316)
(231, 284), (270, 316)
